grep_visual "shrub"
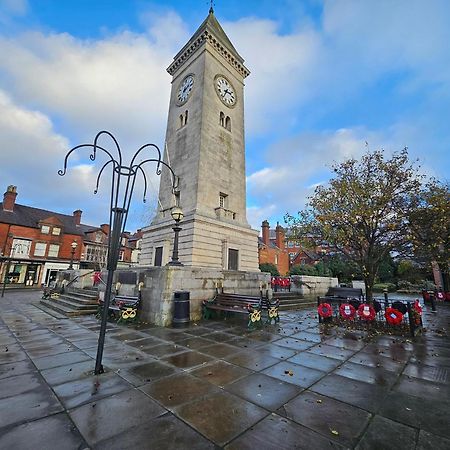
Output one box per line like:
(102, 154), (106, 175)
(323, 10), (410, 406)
(259, 263), (279, 276)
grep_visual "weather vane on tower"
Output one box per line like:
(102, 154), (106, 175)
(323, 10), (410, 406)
(208, 0), (215, 13)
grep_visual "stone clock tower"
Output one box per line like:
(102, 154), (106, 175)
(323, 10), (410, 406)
(140, 8), (259, 271)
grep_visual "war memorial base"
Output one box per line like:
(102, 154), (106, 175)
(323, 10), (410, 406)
(93, 267), (270, 327)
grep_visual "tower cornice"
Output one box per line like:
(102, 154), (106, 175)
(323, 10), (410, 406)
(167, 13), (250, 78)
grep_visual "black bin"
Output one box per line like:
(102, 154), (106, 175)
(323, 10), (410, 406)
(173, 291), (190, 328)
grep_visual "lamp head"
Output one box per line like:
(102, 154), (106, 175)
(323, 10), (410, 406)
(171, 206), (184, 223)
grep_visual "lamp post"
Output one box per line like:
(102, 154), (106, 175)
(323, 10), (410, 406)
(167, 206), (184, 266)
(68, 241), (78, 270)
(58, 131), (178, 375)
(1, 242), (24, 298)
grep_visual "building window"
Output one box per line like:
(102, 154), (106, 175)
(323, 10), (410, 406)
(219, 193), (228, 208)
(219, 111), (225, 127)
(48, 244), (60, 257)
(225, 116), (231, 131)
(41, 225), (50, 234)
(228, 248), (239, 270)
(34, 242), (47, 257)
(179, 110), (189, 129)
(11, 239), (31, 257)
(52, 227), (61, 235)
(288, 242), (294, 248)
(289, 252), (295, 260)
(275, 255), (278, 265)
(119, 250), (124, 261)
(154, 247), (163, 266)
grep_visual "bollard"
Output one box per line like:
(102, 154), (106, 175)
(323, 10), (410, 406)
(429, 292), (437, 313)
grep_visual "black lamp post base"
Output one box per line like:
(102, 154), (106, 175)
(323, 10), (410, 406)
(167, 260), (184, 266)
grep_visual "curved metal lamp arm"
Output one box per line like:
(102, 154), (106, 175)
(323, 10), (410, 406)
(93, 130), (123, 167)
(134, 159), (179, 191)
(58, 143), (117, 177)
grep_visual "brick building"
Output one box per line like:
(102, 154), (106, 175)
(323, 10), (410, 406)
(0, 186), (136, 288)
(258, 220), (290, 275)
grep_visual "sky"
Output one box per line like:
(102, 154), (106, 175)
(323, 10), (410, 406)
(0, 0), (449, 234)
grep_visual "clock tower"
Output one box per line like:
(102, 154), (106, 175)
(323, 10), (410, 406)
(140, 8), (259, 271)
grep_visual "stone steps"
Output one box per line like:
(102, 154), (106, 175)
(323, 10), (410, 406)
(274, 292), (317, 311)
(40, 288), (99, 317)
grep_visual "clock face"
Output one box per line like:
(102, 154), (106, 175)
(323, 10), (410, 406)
(177, 75), (194, 105)
(215, 76), (236, 107)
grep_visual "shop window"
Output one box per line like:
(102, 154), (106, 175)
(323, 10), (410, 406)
(34, 242), (47, 257)
(41, 225), (50, 234)
(48, 244), (60, 257)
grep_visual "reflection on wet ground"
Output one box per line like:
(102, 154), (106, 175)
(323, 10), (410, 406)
(1, 290), (449, 449)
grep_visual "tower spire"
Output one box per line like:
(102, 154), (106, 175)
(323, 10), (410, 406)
(209, 0), (214, 14)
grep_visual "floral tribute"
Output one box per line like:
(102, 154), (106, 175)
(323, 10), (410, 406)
(318, 303), (333, 318)
(384, 307), (403, 325)
(339, 303), (356, 320)
(357, 303), (376, 321)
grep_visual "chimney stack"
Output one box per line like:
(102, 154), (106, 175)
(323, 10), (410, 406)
(2, 186), (17, 212)
(261, 220), (270, 245)
(73, 210), (82, 226)
(275, 222), (285, 250)
(100, 224), (110, 235)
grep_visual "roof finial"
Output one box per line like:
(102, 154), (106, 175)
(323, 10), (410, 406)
(209, 0), (214, 14)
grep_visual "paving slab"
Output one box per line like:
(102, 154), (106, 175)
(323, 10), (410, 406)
(140, 372), (221, 409)
(262, 360), (326, 388)
(310, 373), (389, 412)
(355, 415), (417, 450)
(224, 349), (281, 371)
(189, 359), (251, 387)
(287, 352), (343, 372)
(333, 361), (398, 387)
(0, 412), (87, 450)
(95, 413), (216, 450)
(379, 389), (450, 439)
(52, 371), (131, 409)
(0, 359), (36, 380)
(173, 391), (268, 447)
(416, 429), (450, 450)
(226, 372), (302, 410)
(279, 390), (371, 447)
(225, 413), (345, 450)
(69, 388), (166, 445)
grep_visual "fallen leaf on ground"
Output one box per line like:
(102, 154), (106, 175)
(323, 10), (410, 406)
(330, 429), (339, 436)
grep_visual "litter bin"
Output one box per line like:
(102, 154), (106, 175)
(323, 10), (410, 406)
(173, 291), (190, 328)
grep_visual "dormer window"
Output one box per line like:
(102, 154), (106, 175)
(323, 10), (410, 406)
(41, 225), (50, 234)
(219, 192), (228, 208)
(52, 227), (61, 235)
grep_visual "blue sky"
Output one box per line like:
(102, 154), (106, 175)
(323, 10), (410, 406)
(0, 0), (449, 233)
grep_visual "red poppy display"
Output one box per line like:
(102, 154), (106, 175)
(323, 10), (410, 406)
(413, 300), (422, 315)
(357, 303), (376, 321)
(339, 303), (356, 320)
(318, 303), (333, 318)
(385, 307), (403, 325)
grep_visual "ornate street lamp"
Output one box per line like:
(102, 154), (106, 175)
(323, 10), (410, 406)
(167, 206), (184, 266)
(68, 241), (78, 270)
(58, 130), (178, 375)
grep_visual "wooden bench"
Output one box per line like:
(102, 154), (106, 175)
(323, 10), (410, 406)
(326, 286), (364, 300)
(98, 294), (141, 322)
(202, 291), (280, 328)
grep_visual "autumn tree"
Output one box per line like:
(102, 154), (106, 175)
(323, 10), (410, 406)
(409, 181), (450, 290)
(285, 148), (423, 301)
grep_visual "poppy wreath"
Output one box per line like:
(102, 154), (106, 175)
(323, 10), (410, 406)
(385, 307), (403, 326)
(413, 300), (423, 315)
(339, 303), (356, 320)
(318, 303), (333, 318)
(357, 303), (376, 321)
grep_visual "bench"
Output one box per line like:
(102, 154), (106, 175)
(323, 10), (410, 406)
(326, 286), (364, 300)
(98, 294), (141, 323)
(202, 291), (280, 328)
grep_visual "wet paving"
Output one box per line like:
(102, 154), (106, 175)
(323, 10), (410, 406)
(1, 290), (450, 449)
